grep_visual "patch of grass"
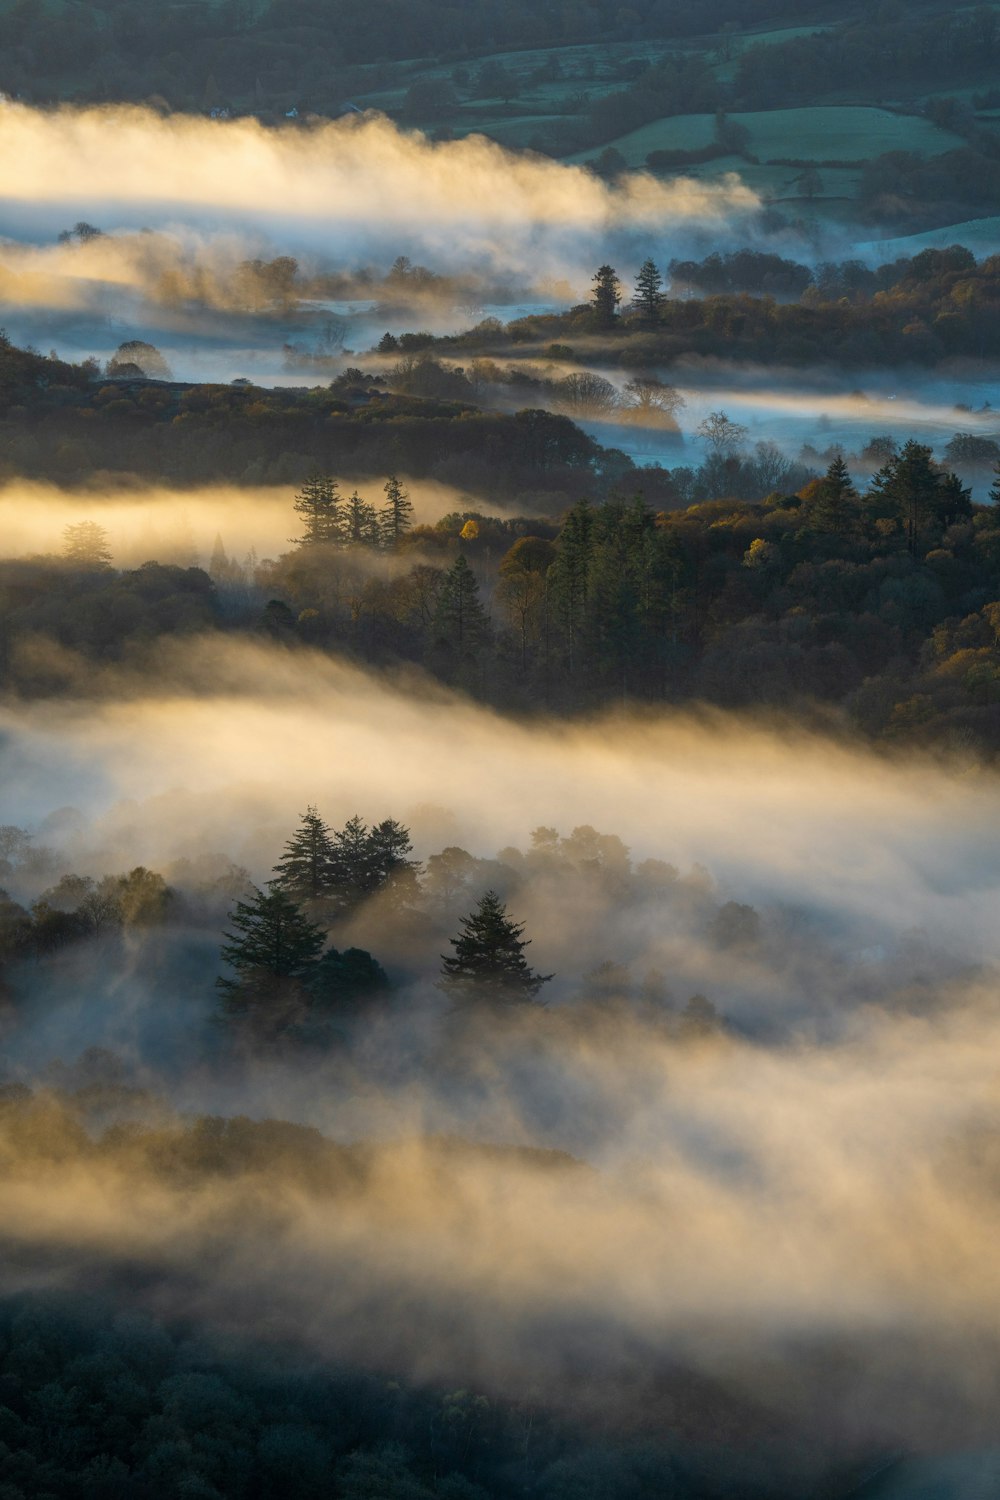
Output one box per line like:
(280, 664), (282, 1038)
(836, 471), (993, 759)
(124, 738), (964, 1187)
(582, 105), (966, 169)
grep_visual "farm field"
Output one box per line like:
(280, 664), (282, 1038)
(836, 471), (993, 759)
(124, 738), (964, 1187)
(579, 106), (967, 169)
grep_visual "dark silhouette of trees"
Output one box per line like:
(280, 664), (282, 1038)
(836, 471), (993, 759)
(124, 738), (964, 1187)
(590, 265), (621, 330)
(271, 807), (337, 904)
(379, 475), (413, 547)
(633, 258), (664, 323)
(216, 884), (326, 1029)
(440, 889), (552, 1004)
(292, 474), (342, 547)
(433, 554), (491, 656)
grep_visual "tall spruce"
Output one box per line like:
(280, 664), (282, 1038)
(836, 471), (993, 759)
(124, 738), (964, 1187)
(439, 890), (552, 1003)
(811, 454), (859, 534)
(270, 806), (337, 902)
(343, 489), (380, 545)
(379, 475), (414, 548)
(216, 885), (326, 1024)
(292, 473), (342, 547)
(633, 258), (664, 323)
(433, 554), (491, 654)
(548, 500), (594, 674)
(590, 264), (621, 329)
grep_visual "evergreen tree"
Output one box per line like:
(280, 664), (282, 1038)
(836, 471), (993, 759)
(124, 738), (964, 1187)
(379, 475), (414, 548)
(440, 890), (552, 1003)
(633, 258), (664, 323)
(433, 554), (491, 654)
(329, 814), (374, 906)
(989, 460), (1000, 507)
(590, 264), (621, 329)
(810, 454), (859, 534)
(292, 473), (342, 547)
(548, 500), (594, 674)
(866, 440), (956, 553)
(270, 806), (337, 903)
(343, 489), (380, 546)
(367, 817), (421, 896)
(63, 520), (112, 569)
(216, 885), (326, 1025)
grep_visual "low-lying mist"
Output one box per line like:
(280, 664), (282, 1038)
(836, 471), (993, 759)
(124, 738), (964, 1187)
(0, 477), (488, 567)
(0, 104), (759, 279)
(2, 635), (1000, 1464)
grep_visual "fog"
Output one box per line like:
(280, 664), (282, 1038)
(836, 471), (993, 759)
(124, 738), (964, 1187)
(0, 477), (490, 567)
(0, 103), (758, 274)
(2, 635), (1000, 1468)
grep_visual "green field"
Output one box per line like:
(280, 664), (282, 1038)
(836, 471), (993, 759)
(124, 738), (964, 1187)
(584, 106), (966, 170)
(857, 216), (1000, 259)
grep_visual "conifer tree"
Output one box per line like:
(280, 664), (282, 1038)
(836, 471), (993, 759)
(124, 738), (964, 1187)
(367, 818), (421, 906)
(216, 885), (326, 1023)
(63, 520), (112, 569)
(590, 264), (621, 329)
(811, 454), (859, 534)
(292, 474), (342, 547)
(548, 500), (594, 673)
(990, 460), (1000, 507)
(343, 489), (380, 545)
(270, 806), (337, 902)
(633, 258), (664, 323)
(379, 475), (414, 548)
(329, 814), (374, 906)
(440, 890), (552, 1003)
(433, 554), (491, 654)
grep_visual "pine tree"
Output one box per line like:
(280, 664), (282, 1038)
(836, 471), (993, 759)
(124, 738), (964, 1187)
(548, 500), (594, 674)
(433, 554), (491, 655)
(63, 520), (112, 569)
(379, 475), (414, 548)
(811, 454), (859, 534)
(439, 890), (552, 1003)
(633, 258), (663, 323)
(216, 885), (326, 1025)
(990, 460), (1000, 507)
(367, 818), (421, 906)
(329, 814), (374, 907)
(590, 264), (621, 329)
(292, 473), (342, 547)
(343, 489), (380, 545)
(866, 440), (944, 553)
(270, 806), (337, 902)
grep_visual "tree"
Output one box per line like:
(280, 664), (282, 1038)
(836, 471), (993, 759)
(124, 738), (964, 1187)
(439, 890), (551, 1004)
(548, 500), (594, 674)
(63, 520), (112, 569)
(292, 474), (342, 547)
(343, 489), (380, 545)
(633, 258), (664, 323)
(808, 454), (859, 534)
(379, 475), (414, 548)
(696, 410), (748, 454)
(622, 376), (685, 423)
(106, 340), (172, 380)
(590, 265), (621, 329)
(366, 818), (421, 905)
(496, 536), (555, 670)
(270, 807), (337, 903)
(216, 885), (326, 1026)
(433, 554), (491, 655)
(556, 372), (620, 414)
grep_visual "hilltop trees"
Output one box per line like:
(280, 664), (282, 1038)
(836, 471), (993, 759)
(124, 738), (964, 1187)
(270, 810), (421, 918)
(440, 890), (552, 1005)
